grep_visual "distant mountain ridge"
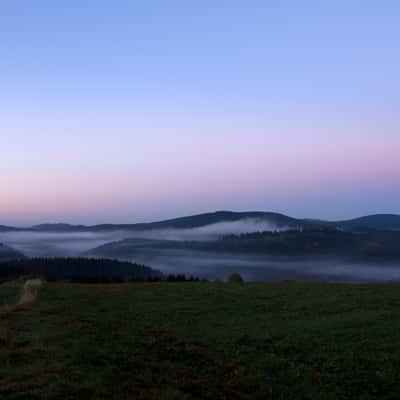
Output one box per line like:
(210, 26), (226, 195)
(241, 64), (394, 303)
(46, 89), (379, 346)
(0, 225), (21, 232)
(1, 211), (400, 232)
(336, 214), (400, 231)
(31, 223), (87, 232)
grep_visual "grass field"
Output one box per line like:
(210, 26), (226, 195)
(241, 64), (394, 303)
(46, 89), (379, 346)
(0, 282), (21, 310)
(1, 281), (400, 399)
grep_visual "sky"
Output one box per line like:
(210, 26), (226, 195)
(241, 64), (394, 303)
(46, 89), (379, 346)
(1, 1), (399, 225)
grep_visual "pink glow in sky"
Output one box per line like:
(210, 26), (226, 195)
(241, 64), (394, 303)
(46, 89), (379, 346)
(1, 2), (400, 225)
(1, 104), (399, 225)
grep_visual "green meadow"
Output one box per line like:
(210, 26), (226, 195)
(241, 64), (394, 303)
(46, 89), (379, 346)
(1, 281), (400, 399)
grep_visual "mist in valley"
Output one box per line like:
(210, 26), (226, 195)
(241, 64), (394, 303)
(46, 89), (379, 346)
(1, 219), (400, 283)
(0, 219), (282, 257)
(0, 231), (130, 258)
(89, 246), (400, 283)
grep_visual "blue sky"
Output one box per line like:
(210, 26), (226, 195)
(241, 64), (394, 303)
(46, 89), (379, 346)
(1, 1), (399, 224)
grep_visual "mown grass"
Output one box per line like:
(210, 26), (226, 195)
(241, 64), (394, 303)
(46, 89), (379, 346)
(1, 282), (400, 399)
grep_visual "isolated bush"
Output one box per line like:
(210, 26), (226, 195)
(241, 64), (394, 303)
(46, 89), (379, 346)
(228, 273), (244, 283)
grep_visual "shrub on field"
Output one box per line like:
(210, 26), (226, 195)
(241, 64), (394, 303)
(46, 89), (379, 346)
(228, 273), (244, 283)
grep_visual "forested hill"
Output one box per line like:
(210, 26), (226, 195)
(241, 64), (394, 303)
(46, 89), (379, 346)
(29, 211), (305, 231)
(0, 258), (163, 282)
(213, 229), (400, 260)
(336, 214), (400, 231)
(88, 229), (400, 262)
(2, 211), (400, 232)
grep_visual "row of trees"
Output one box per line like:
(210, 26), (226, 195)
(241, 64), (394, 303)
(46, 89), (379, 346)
(0, 258), (201, 283)
(0, 258), (249, 284)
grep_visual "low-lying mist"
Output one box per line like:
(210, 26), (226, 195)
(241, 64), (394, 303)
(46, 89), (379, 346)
(0, 231), (128, 257)
(1, 220), (400, 283)
(0, 219), (282, 257)
(89, 247), (400, 283)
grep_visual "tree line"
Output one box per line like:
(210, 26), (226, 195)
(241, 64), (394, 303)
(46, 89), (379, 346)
(0, 258), (202, 283)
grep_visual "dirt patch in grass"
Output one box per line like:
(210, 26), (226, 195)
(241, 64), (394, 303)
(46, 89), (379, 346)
(0, 279), (44, 316)
(18, 279), (44, 307)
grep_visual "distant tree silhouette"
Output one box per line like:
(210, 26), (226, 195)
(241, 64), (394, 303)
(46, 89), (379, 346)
(0, 258), (203, 283)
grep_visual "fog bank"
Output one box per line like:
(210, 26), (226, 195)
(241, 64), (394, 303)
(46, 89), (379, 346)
(0, 219), (282, 257)
(95, 248), (400, 283)
(2, 226), (400, 283)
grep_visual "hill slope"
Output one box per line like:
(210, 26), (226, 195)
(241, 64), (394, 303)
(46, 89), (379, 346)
(0, 226), (20, 232)
(336, 214), (400, 231)
(0, 258), (162, 282)
(2, 211), (400, 232)
(0, 243), (25, 262)
(30, 211), (308, 232)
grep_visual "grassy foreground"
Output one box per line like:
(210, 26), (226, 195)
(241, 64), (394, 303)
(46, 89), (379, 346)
(1, 282), (400, 399)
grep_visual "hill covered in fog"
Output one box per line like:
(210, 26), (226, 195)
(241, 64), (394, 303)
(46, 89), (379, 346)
(0, 243), (25, 261)
(86, 228), (400, 262)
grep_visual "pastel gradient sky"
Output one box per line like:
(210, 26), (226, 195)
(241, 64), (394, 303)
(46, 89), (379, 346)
(1, 1), (399, 225)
